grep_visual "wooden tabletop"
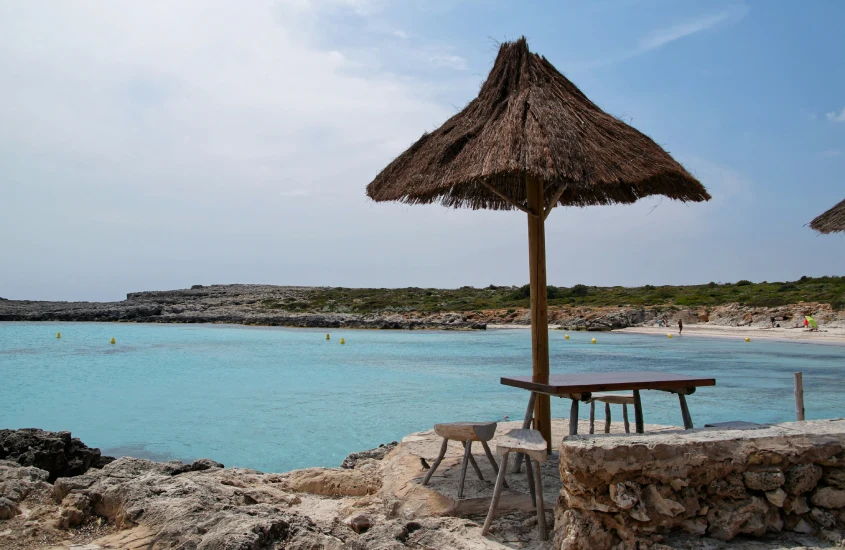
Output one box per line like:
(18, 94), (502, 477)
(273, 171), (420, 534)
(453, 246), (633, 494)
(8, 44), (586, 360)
(501, 371), (715, 395)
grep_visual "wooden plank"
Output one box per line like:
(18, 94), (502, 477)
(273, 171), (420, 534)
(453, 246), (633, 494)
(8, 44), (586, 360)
(623, 404), (630, 433)
(678, 394), (694, 429)
(526, 175), (551, 453)
(501, 371), (716, 395)
(633, 390), (644, 434)
(481, 452), (509, 536)
(604, 402), (611, 433)
(589, 401), (595, 434)
(422, 438), (449, 485)
(569, 399), (579, 436)
(533, 457), (547, 541)
(434, 422), (497, 442)
(795, 372), (805, 421)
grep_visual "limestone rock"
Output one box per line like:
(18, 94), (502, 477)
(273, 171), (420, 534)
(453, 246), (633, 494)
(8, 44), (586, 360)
(341, 442), (398, 469)
(809, 507), (836, 528)
(811, 486), (845, 509)
(642, 485), (685, 518)
(792, 518), (815, 534)
(743, 468), (785, 491)
(783, 463), (823, 495)
(680, 517), (707, 535)
(0, 495), (17, 519)
(0, 428), (114, 482)
(705, 497), (770, 541)
(348, 514), (372, 534)
(822, 467), (845, 489)
(765, 488), (787, 507)
(609, 481), (640, 510)
(784, 495), (810, 515)
(284, 466), (380, 496)
(555, 509), (619, 550)
(708, 472), (747, 500)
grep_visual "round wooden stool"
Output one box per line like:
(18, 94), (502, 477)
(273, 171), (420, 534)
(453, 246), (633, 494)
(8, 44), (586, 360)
(481, 429), (548, 541)
(422, 422), (502, 498)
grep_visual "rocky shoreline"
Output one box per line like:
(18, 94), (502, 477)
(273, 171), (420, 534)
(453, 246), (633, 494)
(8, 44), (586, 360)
(2, 284), (843, 332)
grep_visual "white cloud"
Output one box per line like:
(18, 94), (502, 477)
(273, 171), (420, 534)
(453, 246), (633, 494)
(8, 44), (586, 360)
(827, 107), (845, 122)
(392, 29), (409, 39)
(822, 149), (843, 157)
(638, 12), (732, 52)
(428, 54), (468, 70)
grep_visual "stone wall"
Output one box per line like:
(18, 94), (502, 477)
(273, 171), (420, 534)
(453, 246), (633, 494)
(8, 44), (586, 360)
(554, 420), (845, 549)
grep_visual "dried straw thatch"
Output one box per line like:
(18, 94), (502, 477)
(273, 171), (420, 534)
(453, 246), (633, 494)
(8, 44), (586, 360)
(810, 199), (845, 234)
(367, 38), (710, 210)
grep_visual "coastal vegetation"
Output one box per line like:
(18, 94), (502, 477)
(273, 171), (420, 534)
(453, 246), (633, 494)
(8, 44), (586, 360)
(260, 276), (845, 314)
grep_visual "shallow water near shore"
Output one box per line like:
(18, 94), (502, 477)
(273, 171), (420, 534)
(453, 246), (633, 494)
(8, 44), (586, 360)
(2, 322), (844, 472)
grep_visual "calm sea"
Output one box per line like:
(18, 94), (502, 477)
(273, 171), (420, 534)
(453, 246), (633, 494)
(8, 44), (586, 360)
(1, 322), (843, 472)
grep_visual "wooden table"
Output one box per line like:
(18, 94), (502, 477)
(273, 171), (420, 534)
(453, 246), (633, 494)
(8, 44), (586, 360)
(501, 371), (716, 436)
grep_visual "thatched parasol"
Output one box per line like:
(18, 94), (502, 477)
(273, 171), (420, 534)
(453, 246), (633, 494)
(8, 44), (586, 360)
(367, 38), (710, 449)
(809, 199), (845, 234)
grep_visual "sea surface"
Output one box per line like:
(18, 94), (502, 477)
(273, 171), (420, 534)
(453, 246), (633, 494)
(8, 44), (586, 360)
(2, 322), (844, 472)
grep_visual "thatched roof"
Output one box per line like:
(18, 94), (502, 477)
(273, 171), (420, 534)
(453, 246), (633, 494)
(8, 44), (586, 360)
(810, 199), (845, 234)
(367, 38), (710, 211)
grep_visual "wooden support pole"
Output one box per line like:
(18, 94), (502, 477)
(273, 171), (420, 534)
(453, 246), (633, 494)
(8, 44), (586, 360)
(589, 401), (596, 434)
(569, 399), (579, 435)
(622, 404), (630, 433)
(526, 175), (551, 452)
(795, 372), (805, 421)
(633, 390), (644, 434)
(678, 394), (694, 429)
(604, 402), (612, 433)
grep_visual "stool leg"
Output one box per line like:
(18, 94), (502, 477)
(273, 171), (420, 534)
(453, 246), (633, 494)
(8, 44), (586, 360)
(525, 455), (537, 508)
(481, 441), (508, 488)
(512, 392), (537, 474)
(463, 441), (484, 481)
(534, 459), (547, 541)
(589, 401), (595, 434)
(458, 438), (472, 498)
(482, 452), (509, 536)
(604, 403), (611, 433)
(623, 404), (630, 433)
(423, 438), (448, 485)
(569, 399), (579, 435)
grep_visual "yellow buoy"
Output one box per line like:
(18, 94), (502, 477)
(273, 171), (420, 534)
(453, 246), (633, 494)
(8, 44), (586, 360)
(668, 333), (673, 339)
(56, 332), (61, 339)
(564, 334), (570, 340)
(591, 338), (597, 344)
(745, 337), (751, 342)
(326, 333), (330, 340)
(110, 337), (116, 345)
(340, 338), (345, 345)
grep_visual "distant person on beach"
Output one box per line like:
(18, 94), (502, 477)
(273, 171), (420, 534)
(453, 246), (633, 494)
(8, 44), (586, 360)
(678, 319), (683, 335)
(803, 318), (809, 329)
(771, 316), (776, 328)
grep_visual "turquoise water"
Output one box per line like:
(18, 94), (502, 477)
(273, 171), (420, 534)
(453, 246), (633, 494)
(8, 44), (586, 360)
(1, 322), (844, 472)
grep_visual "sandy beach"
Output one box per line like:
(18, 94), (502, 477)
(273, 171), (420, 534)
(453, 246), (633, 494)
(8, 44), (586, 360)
(616, 324), (845, 345)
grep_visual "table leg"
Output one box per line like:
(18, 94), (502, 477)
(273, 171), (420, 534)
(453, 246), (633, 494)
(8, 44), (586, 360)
(678, 394), (694, 429)
(588, 401), (595, 434)
(633, 390), (644, 434)
(604, 403), (611, 434)
(512, 392), (537, 474)
(569, 398), (579, 435)
(623, 404), (630, 433)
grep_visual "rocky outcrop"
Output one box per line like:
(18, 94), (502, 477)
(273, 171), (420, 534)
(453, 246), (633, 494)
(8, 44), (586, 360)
(553, 419), (845, 549)
(341, 441), (398, 469)
(0, 429), (113, 482)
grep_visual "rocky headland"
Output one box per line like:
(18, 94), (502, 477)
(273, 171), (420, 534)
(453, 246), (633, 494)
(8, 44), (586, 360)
(2, 284), (843, 332)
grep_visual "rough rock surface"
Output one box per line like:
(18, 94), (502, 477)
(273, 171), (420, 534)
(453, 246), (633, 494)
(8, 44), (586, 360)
(553, 419), (845, 549)
(341, 441), (398, 469)
(0, 429), (114, 482)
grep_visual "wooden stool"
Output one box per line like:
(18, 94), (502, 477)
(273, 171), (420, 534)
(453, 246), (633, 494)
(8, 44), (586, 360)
(422, 422), (502, 499)
(481, 429), (548, 541)
(587, 392), (634, 434)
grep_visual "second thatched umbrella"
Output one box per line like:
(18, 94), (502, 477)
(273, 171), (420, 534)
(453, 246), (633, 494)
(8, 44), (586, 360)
(367, 38), (710, 449)
(810, 199), (845, 234)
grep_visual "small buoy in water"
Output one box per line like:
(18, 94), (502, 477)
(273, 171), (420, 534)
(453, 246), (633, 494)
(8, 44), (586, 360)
(326, 333), (330, 340)
(591, 338), (597, 344)
(56, 332), (61, 339)
(745, 337), (751, 342)
(110, 337), (116, 345)
(340, 338), (345, 345)
(564, 334), (570, 340)
(668, 333), (673, 339)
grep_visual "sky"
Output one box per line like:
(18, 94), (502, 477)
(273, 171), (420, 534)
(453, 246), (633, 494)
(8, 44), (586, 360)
(1, 0), (844, 301)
